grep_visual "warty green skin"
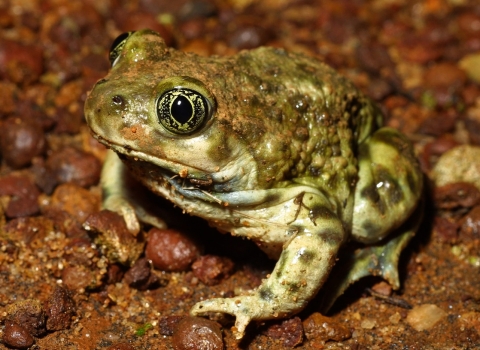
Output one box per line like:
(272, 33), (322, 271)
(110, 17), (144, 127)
(84, 30), (423, 339)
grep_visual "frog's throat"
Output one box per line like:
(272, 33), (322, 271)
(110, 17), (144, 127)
(161, 170), (325, 208)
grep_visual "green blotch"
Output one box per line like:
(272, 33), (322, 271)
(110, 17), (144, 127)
(135, 322), (153, 336)
(421, 90), (437, 110)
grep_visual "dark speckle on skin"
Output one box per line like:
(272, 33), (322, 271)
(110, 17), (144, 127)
(259, 287), (274, 301)
(322, 228), (344, 246)
(361, 183), (380, 203)
(362, 220), (382, 237)
(297, 249), (316, 264)
(309, 205), (336, 225)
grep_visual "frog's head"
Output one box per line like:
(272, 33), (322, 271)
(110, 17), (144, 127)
(85, 30), (285, 208)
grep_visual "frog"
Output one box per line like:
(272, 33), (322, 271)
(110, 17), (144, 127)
(84, 29), (423, 339)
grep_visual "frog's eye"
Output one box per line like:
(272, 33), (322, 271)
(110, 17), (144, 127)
(156, 88), (211, 134)
(109, 31), (135, 67)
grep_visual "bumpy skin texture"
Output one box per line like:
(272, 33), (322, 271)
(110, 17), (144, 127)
(85, 30), (423, 339)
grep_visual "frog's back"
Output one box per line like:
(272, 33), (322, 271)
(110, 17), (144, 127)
(215, 47), (383, 207)
(232, 47), (383, 144)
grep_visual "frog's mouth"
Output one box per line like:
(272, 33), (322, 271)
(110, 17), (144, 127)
(121, 153), (287, 209)
(92, 132), (283, 208)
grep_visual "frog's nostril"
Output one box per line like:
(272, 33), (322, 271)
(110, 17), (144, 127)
(112, 95), (125, 106)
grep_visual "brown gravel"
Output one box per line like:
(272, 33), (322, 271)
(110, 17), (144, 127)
(191, 255), (234, 286)
(1, 1), (480, 349)
(145, 228), (201, 272)
(45, 286), (76, 331)
(264, 317), (304, 348)
(2, 322), (35, 349)
(171, 317), (223, 350)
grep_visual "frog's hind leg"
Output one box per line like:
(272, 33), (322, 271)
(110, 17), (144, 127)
(351, 127), (423, 244)
(319, 198), (423, 312)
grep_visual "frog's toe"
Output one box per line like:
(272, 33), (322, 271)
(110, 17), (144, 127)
(191, 298), (252, 339)
(103, 196), (141, 235)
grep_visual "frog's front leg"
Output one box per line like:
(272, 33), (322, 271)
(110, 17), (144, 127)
(191, 193), (345, 339)
(101, 150), (167, 234)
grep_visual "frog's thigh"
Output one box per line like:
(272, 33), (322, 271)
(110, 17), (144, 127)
(101, 150), (167, 234)
(352, 127), (422, 243)
(192, 194), (344, 338)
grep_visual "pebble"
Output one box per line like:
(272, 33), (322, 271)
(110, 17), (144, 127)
(0, 38), (43, 85)
(31, 157), (59, 195)
(159, 316), (184, 336)
(191, 255), (234, 286)
(62, 265), (96, 291)
(0, 81), (16, 116)
(406, 304), (447, 331)
(264, 317), (303, 347)
(45, 286), (76, 331)
(423, 62), (467, 106)
(431, 145), (480, 191)
(83, 210), (144, 265)
(389, 312), (402, 325)
(360, 318), (377, 330)
(419, 134), (459, 172)
(371, 281), (393, 296)
(179, 19), (206, 40)
(63, 237), (98, 266)
(106, 264), (124, 284)
(178, 0), (217, 20)
(457, 12), (480, 37)
(464, 111), (480, 145)
(3, 216), (54, 245)
(2, 321), (35, 349)
(227, 24), (271, 49)
(49, 183), (100, 223)
(145, 228), (200, 272)
(459, 52), (480, 84)
(5, 299), (47, 337)
(433, 216), (459, 243)
(46, 147), (101, 188)
(0, 116), (46, 168)
(302, 313), (351, 342)
(0, 175), (40, 218)
(172, 317), (223, 350)
(433, 182), (480, 209)
(459, 205), (480, 241)
(123, 257), (159, 291)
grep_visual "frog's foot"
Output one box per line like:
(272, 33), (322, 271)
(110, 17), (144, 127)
(320, 201), (423, 311)
(101, 150), (167, 235)
(103, 195), (141, 235)
(191, 296), (285, 339)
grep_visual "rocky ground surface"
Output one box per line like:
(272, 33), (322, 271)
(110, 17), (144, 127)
(1, 0), (480, 349)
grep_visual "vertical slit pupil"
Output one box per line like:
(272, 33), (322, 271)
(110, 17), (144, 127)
(171, 96), (193, 124)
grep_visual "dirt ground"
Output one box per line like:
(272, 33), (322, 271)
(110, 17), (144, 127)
(1, 0), (480, 349)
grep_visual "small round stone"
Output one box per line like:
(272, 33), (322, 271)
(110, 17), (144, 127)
(172, 317), (223, 350)
(2, 321), (35, 349)
(191, 255), (234, 286)
(145, 228), (200, 272)
(0, 117), (46, 169)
